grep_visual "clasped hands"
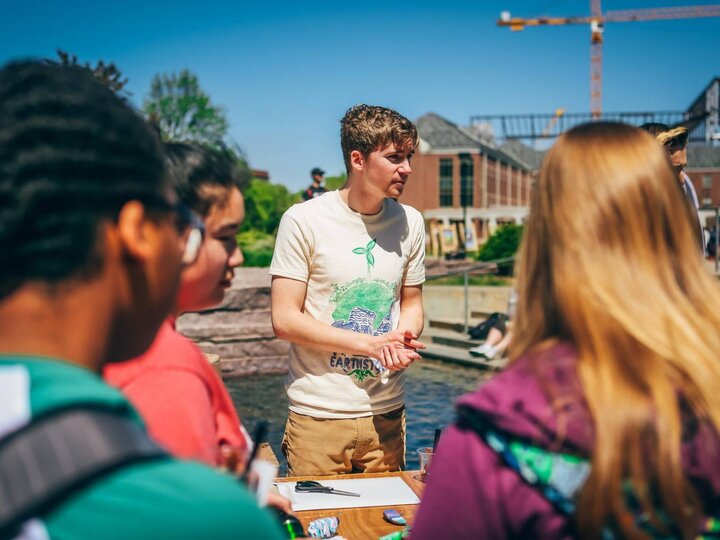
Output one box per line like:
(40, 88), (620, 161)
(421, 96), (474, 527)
(369, 329), (426, 371)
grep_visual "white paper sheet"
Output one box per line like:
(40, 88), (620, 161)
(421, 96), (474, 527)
(274, 477), (420, 511)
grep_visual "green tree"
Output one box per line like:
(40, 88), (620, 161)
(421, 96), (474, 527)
(477, 223), (524, 276)
(324, 173), (347, 191)
(242, 179), (298, 235)
(144, 70), (228, 145)
(52, 50), (129, 98)
(236, 229), (276, 267)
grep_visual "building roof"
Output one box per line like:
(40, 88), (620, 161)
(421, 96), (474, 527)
(416, 113), (532, 171)
(250, 168), (270, 180)
(497, 141), (720, 171)
(688, 77), (719, 112)
(688, 146), (720, 168)
(499, 140), (546, 171)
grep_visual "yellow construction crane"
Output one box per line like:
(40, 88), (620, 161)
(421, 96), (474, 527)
(498, 2), (720, 118)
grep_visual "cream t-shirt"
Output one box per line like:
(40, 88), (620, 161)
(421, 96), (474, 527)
(269, 190), (426, 419)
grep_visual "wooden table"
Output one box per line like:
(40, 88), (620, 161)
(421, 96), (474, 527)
(276, 471), (425, 540)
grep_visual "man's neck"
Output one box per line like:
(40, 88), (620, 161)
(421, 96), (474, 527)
(340, 176), (384, 215)
(677, 168), (688, 185)
(0, 282), (112, 372)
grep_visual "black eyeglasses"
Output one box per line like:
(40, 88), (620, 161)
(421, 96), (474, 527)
(134, 195), (205, 265)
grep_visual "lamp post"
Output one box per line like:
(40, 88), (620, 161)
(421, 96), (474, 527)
(459, 152), (472, 332)
(458, 153), (472, 253)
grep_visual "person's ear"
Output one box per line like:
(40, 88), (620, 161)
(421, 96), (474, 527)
(350, 150), (365, 173)
(116, 201), (157, 262)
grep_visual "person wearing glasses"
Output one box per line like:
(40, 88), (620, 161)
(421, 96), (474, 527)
(640, 122), (704, 253)
(0, 62), (282, 539)
(104, 143), (250, 469)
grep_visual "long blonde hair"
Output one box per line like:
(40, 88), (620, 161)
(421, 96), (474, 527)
(511, 122), (720, 539)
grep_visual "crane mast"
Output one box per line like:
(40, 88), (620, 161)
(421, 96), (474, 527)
(497, 2), (720, 118)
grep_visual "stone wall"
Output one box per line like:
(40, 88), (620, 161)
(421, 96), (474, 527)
(177, 268), (513, 377)
(422, 285), (513, 322)
(176, 268), (289, 377)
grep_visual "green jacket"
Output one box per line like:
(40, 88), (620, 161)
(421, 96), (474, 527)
(0, 356), (284, 540)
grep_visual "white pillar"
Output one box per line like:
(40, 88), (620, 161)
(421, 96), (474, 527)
(481, 153), (488, 209)
(489, 216), (498, 236)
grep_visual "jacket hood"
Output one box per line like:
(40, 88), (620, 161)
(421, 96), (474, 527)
(458, 342), (593, 455)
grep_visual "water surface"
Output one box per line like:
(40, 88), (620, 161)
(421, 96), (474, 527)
(226, 359), (488, 474)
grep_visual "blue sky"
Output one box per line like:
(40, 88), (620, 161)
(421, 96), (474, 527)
(2, 0), (718, 191)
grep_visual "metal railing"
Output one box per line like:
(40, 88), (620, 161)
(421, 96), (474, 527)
(423, 210), (720, 338)
(425, 256), (515, 333)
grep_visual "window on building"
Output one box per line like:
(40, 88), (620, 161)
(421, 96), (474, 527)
(703, 175), (713, 189)
(703, 197), (713, 207)
(439, 159), (453, 207)
(460, 155), (474, 207)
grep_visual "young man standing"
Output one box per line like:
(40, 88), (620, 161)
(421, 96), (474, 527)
(0, 61), (282, 539)
(270, 105), (426, 476)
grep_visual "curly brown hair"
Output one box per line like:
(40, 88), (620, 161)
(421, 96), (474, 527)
(340, 105), (418, 172)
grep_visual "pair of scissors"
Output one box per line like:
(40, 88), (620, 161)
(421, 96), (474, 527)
(294, 480), (360, 497)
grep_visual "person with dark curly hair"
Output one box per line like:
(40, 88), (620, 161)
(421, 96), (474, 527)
(0, 61), (282, 539)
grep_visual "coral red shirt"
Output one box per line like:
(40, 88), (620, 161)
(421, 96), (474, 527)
(104, 319), (247, 466)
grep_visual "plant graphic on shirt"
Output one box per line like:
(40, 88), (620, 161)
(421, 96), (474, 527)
(352, 239), (377, 274)
(346, 368), (376, 382)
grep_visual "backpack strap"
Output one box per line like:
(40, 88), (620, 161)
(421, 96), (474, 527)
(457, 405), (589, 516)
(457, 406), (720, 539)
(0, 407), (167, 539)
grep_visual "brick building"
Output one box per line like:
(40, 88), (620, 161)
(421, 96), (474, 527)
(401, 113), (535, 257)
(686, 147), (720, 208)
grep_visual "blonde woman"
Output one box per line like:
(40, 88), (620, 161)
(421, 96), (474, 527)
(412, 122), (720, 539)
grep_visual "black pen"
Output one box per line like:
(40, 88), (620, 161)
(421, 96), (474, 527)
(432, 428), (442, 453)
(241, 420), (268, 482)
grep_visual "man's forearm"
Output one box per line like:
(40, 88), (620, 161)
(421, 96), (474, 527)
(398, 286), (425, 338)
(398, 312), (424, 339)
(273, 309), (374, 357)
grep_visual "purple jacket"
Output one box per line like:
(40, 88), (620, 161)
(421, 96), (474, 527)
(411, 343), (720, 539)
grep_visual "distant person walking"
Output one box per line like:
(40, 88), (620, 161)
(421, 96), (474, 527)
(302, 167), (327, 200)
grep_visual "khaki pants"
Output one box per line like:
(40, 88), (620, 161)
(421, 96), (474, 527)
(281, 407), (406, 476)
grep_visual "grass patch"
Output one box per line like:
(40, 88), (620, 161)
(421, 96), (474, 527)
(425, 274), (513, 286)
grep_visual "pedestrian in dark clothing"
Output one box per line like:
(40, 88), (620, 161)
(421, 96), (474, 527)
(303, 167), (327, 200)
